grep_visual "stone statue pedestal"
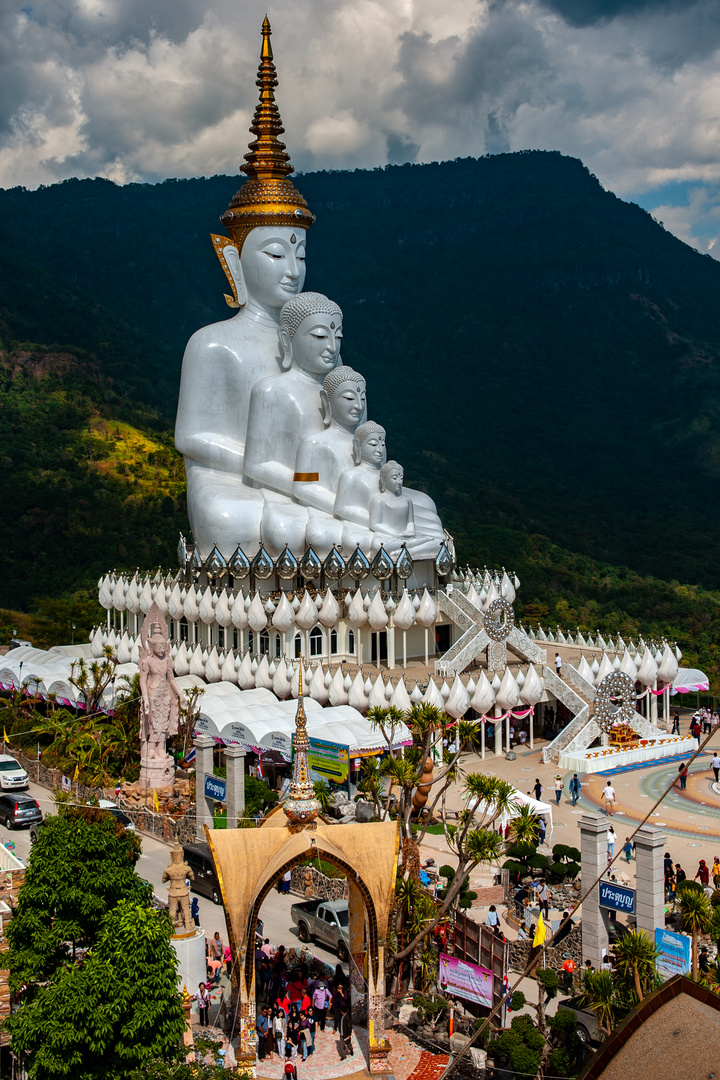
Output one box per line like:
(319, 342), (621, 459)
(139, 748), (175, 792)
(171, 926), (207, 1014)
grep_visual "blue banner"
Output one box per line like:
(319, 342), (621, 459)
(599, 880), (636, 914)
(205, 775), (227, 802)
(655, 928), (691, 978)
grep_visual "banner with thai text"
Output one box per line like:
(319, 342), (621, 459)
(439, 953), (493, 1007)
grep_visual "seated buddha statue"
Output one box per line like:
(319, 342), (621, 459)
(174, 18), (314, 559)
(370, 461), (415, 540)
(243, 291), (344, 497)
(293, 365), (366, 515)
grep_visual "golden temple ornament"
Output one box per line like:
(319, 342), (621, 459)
(220, 17), (314, 254)
(283, 662), (321, 831)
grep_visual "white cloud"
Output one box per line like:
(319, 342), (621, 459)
(1, 0), (720, 252)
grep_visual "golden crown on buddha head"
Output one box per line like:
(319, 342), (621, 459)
(219, 17), (314, 254)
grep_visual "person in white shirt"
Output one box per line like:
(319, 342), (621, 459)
(607, 825), (616, 863)
(603, 781), (616, 817)
(555, 652), (562, 675)
(712, 753), (720, 784)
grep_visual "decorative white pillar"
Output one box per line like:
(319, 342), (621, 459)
(194, 734), (216, 841)
(579, 813), (610, 969)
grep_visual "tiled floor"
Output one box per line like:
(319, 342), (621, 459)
(255, 1024), (427, 1080)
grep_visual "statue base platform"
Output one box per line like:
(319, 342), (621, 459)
(170, 926), (206, 1012)
(139, 751), (175, 791)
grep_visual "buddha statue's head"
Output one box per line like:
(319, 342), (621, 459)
(320, 365), (366, 430)
(352, 421), (387, 467)
(279, 292), (343, 378)
(379, 460), (404, 495)
(211, 20), (314, 317)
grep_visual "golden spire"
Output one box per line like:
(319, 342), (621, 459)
(283, 657), (320, 831)
(220, 17), (314, 253)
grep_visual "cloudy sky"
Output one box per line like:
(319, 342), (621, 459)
(2, 0), (720, 253)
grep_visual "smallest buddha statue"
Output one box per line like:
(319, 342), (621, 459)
(369, 460), (415, 545)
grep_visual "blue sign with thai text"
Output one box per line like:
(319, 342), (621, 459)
(655, 928), (691, 978)
(205, 775), (227, 802)
(599, 881), (636, 914)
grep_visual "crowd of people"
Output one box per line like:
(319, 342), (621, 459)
(192, 932), (355, 1068)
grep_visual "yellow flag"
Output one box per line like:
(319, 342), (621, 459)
(533, 912), (546, 947)
(153, 789), (160, 813)
(73, 763), (79, 781)
(3, 728), (8, 745)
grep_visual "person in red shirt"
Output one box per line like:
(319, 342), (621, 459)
(695, 859), (710, 887)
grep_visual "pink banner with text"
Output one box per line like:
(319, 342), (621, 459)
(439, 953), (493, 1007)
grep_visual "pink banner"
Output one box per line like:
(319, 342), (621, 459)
(439, 953), (493, 1007)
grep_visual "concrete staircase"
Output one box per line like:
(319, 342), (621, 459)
(435, 589), (545, 675)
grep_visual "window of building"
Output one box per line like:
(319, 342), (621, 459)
(309, 626), (323, 657)
(259, 629), (270, 655)
(347, 629), (355, 654)
(330, 629), (338, 654)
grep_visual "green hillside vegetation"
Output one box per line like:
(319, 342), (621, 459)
(2, 152), (720, 685)
(0, 345), (186, 613)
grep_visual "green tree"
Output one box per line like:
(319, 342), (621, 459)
(678, 885), (713, 979)
(612, 929), (661, 1002)
(7, 807), (146, 988)
(7, 899), (185, 1080)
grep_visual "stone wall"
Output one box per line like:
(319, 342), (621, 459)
(508, 924), (583, 984)
(289, 866), (348, 900)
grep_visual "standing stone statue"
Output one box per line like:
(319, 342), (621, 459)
(138, 602), (180, 791)
(163, 841), (195, 935)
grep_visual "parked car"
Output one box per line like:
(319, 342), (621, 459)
(557, 995), (602, 1045)
(96, 799), (135, 831)
(8, 639), (32, 650)
(290, 898), (350, 960)
(0, 792), (43, 830)
(183, 842), (223, 905)
(0, 756), (29, 791)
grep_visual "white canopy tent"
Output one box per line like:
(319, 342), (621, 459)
(467, 785), (554, 845)
(671, 668), (710, 694)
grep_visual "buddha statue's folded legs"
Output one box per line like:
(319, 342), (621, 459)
(185, 463), (265, 559)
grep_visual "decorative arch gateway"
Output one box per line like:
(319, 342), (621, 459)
(205, 816), (399, 1076)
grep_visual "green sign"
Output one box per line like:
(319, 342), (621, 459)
(308, 737), (349, 783)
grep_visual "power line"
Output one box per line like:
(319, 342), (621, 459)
(438, 726), (717, 1079)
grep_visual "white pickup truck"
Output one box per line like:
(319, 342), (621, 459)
(290, 899), (350, 960)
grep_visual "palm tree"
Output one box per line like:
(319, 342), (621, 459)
(509, 804), (541, 846)
(579, 970), (616, 1038)
(612, 929), (660, 1002)
(679, 887), (712, 978)
(313, 778), (331, 813)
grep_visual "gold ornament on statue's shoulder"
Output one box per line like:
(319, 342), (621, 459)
(220, 17), (314, 254)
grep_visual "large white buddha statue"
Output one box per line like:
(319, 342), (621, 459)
(243, 292), (344, 497)
(174, 18), (313, 558)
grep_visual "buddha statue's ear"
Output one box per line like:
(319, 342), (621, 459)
(352, 439), (363, 466)
(223, 245), (247, 307)
(279, 327), (293, 370)
(320, 390), (332, 427)
(211, 236), (245, 308)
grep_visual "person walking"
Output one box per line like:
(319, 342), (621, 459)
(273, 1006), (287, 1060)
(191, 896), (200, 926)
(194, 982), (210, 1027)
(554, 776), (563, 806)
(305, 1005), (317, 1055)
(211, 931), (224, 961)
(555, 652), (562, 676)
(603, 781), (616, 816)
(332, 982), (347, 1034)
(695, 859), (710, 887)
(282, 869), (292, 894)
(607, 826), (616, 862)
(538, 881), (549, 920)
(561, 955), (575, 992)
(712, 856), (720, 889)
(569, 773), (581, 806)
(538, 815), (547, 846)
(533, 778), (544, 801)
(312, 981), (331, 1031)
(675, 862), (686, 886)
(691, 717), (701, 747)
(338, 1007), (354, 1060)
(677, 763), (688, 790)
(672, 711), (680, 735)
(624, 837), (633, 863)
(712, 754), (720, 783)
(487, 905), (500, 930)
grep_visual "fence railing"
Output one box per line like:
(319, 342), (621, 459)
(9, 746), (196, 846)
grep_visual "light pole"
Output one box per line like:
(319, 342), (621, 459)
(71, 624), (76, 645)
